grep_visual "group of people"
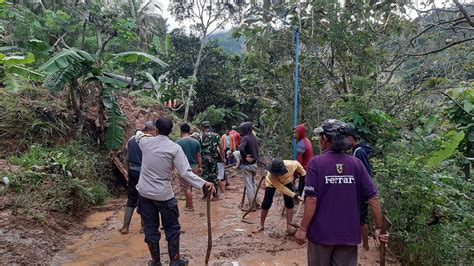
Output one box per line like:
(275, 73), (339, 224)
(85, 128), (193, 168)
(119, 117), (388, 266)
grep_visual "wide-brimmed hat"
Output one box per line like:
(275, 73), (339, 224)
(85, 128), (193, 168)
(200, 121), (211, 127)
(267, 158), (288, 176)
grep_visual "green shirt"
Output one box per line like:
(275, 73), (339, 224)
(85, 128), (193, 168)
(176, 137), (201, 167)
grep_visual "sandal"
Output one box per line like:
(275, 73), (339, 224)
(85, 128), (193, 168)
(183, 206), (194, 212)
(288, 223), (300, 229)
(285, 228), (297, 236)
(252, 226), (264, 233)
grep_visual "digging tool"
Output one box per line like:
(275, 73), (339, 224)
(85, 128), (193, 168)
(379, 215), (392, 266)
(295, 190), (305, 217)
(205, 191), (212, 265)
(241, 175), (266, 222)
(239, 186), (246, 210)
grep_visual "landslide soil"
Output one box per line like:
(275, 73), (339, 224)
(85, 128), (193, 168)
(51, 172), (399, 266)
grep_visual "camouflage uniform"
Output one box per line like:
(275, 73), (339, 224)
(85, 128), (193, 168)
(201, 129), (221, 186)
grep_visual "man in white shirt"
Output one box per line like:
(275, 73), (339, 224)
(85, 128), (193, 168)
(135, 117), (214, 266)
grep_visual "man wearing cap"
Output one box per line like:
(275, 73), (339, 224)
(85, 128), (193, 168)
(294, 124), (314, 196)
(253, 158), (305, 235)
(200, 121), (224, 199)
(295, 119), (388, 265)
(135, 117), (215, 266)
(347, 126), (373, 251)
(239, 122), (260, 210)
(119, 120), (156, 235)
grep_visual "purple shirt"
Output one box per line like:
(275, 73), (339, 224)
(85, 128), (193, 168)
(304, 150), (377, 245)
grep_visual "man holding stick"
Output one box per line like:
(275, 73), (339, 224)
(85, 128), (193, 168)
(135, 117), (215, 266)
(253, 158), (305, 235)
(295, 119), (388, 265)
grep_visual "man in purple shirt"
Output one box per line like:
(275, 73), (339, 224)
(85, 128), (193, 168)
(295, 119), (388, 265)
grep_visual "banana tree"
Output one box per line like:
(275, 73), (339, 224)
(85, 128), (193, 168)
(0, 51), (45, 91)
(39, 48), (167, 149)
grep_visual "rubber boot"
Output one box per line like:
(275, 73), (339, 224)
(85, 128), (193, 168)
(147, 243), (162, 266)
(119, 207), (134, 234)
(168, 239), (188, 266)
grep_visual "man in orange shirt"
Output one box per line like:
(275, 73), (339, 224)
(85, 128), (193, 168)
(220, 129), (236, 165)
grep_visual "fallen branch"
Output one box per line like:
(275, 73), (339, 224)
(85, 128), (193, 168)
(112, 153), (128, 183)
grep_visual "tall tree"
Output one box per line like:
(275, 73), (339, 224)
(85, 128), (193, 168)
(169, 0), (245, 121)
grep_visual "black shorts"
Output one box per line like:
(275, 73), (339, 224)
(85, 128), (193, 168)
(261, 183), (295, 210)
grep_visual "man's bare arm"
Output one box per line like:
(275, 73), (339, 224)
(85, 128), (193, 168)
(295, 197), (317, 244)
(368, 196), (383, 229)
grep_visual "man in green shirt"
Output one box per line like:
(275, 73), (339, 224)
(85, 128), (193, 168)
(176, 123), (202, 211)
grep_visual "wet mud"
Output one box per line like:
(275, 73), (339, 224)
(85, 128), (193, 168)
(51, 174), (398, 266)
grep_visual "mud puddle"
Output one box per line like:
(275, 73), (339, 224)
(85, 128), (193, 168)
(52, 177), (398, 265)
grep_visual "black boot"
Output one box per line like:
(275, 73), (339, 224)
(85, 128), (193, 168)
(147, 243), (162, 266)
(168, 239), (188, 266)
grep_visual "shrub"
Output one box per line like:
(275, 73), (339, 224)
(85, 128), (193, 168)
(5, 141), (110, 216)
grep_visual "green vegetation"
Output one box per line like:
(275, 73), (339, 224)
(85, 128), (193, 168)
(5, 141), (109, 215)
(0, 0), (472, 263)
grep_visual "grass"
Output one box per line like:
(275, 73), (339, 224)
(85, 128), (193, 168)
(5, 141), (110, 216)
(0, 87), (70, 144)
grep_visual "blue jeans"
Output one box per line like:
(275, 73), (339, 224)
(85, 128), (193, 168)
(139, 195), (181, 259)
(240, 163), (257, 206)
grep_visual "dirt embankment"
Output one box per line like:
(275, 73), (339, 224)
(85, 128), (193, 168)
(0, 90), (176, 265)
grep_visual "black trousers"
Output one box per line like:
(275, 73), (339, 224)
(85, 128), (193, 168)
(139, 196), (181, 259)
(261, 183), (295, 210)
(126, 169), (140, 208)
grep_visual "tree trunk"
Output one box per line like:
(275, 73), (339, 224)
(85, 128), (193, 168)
(81, 21), (87, 50)
(128, 0), (137, 20)
(463, 140), (472, 181)
(183, 37), (206, 121)
(96, 28), (102, 50)
(70, 79), (84, 137)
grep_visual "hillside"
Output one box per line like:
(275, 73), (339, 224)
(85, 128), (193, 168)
(205, 29), (245, 54)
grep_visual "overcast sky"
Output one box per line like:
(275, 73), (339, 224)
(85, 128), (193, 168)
(155, 0), (464, 33)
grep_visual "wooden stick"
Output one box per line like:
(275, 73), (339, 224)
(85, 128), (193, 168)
(379, 215), (392, 266)
(242, 175), (266, 220)
(205, 192), (212, 265)
(295, 190), (305, 217)
(239, 186), (246, 209)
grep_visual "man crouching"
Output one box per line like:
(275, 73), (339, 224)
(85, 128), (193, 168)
(253, 158), (305, 235)
(135, 117), (215, 266)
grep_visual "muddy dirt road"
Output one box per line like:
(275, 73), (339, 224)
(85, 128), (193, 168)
(52, 176), (398, 265)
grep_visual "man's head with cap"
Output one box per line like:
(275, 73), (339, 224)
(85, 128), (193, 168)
(267, 158), (288, 176)
(313, 119), (349, 153)
(200, 121), (211, 131)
